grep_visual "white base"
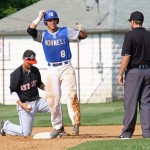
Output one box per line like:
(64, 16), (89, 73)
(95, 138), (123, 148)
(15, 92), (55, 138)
(33, 132), (51, 139)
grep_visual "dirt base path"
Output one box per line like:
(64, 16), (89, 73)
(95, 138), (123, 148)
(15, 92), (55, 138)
(0, 125), (142, 150)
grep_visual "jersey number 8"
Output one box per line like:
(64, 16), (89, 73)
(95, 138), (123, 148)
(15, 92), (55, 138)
(60, 50), (65, 58)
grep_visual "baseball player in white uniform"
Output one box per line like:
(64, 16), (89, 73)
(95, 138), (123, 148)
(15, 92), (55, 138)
(27, 10), (87, 138)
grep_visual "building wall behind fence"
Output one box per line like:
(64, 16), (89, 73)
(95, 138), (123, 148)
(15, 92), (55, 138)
(112, 34), (124, 100)
(0, 33), (124, 104)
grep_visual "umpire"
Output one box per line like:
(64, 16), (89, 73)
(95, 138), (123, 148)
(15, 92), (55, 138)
(118, 11), (150, 139)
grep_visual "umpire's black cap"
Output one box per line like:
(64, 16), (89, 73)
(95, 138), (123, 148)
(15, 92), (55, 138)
(23, 50), (37, 64)
(128, 11), (144, 22)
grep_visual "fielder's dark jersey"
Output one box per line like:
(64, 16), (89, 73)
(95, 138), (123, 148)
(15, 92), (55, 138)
(10, 65), (43, 103)
(122, 27), (150, 67)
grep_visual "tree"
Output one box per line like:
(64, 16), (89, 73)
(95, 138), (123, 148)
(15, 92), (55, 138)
(0, 0), (40, 19)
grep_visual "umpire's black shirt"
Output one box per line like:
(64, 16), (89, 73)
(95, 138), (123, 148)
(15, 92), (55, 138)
(122, 27), (150, 67)
(10, 65), (43, 103)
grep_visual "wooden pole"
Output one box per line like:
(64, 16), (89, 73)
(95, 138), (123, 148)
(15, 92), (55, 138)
(2, 33), (5, 104)
(77, 41), (80, 102)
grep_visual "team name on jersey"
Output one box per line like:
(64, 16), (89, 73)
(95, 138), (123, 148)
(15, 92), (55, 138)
(45, 38), (66, 46)
(20, 80), (37, 91)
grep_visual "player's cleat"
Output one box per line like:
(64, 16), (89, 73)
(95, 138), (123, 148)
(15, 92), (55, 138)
(72, 124), (79, 135)
(50, 126), (70, 139)
(0, 120), (6, 136)
(118, 135), (131, 139)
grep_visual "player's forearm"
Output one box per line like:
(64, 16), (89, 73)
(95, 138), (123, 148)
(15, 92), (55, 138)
(119, 55), (131, 76)
(16, 100), (24, 107)
(29, 10), (45, 29)
(29, 23), (37, 29)
(16, 100), (32, 111)
(39, 83), (46, 91)
(11, 92), (26, 108)
(76, 23), (87, 39)
(12, 92), (23, 107)
(29, 16), (41, 29)
(12, 92), (20, 102)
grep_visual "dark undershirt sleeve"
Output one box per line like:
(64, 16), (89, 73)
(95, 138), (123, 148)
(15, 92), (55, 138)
(10, 71), (21, 93)
(27, 27), (37, 39)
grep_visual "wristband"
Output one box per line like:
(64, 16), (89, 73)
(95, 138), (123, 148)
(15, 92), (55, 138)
(32, 17), (41, 25)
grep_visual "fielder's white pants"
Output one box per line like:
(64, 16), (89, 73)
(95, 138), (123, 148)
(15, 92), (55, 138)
(2, 98), (50, 136)
(46, 63), (80, 130)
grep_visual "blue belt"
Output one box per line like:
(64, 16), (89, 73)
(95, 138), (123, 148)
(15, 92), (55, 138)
(48, 60), (69, 67)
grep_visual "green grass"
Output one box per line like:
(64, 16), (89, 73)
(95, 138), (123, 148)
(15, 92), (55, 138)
(0, 101), (140, 126)
(0, 101), (143, 150)
(68, 139), (150, 150)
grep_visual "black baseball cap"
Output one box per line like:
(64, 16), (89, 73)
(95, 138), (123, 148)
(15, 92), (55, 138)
(23, 50), (37, 64)
(128, 11), (144, 22)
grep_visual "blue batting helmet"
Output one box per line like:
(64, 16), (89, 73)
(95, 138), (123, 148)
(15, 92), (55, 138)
(44, 10), (59, 25)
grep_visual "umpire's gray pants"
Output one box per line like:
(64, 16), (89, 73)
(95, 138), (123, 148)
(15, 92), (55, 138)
(122, 68), (150, 138)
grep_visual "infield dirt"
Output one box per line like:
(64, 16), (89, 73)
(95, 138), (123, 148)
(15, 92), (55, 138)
(0, 125), (142, 150)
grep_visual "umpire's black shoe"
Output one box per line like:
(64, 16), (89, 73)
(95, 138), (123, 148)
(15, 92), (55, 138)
(0, 120), (6, 136)
(118, 135), (131, 139)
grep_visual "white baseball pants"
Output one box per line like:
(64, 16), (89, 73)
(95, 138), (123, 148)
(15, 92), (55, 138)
(46, 63), (80, 130)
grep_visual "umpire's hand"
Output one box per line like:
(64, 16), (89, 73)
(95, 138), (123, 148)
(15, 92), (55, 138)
(118, 75), (124, 86)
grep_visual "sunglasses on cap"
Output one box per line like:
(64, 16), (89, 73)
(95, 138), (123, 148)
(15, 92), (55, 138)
(23, 56), (37, 64)
(23, 56), (36, 60)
